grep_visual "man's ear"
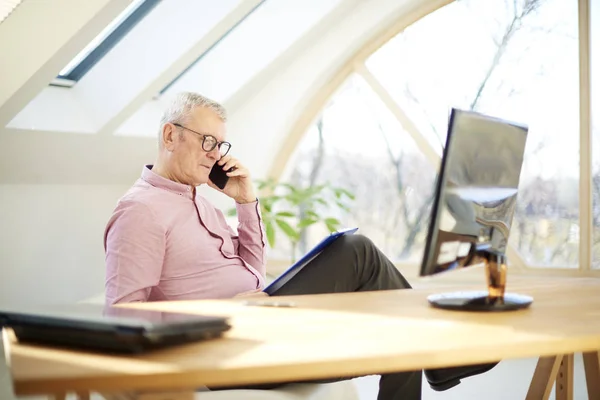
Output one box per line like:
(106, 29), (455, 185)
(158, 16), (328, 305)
(161, 123), (176, 150)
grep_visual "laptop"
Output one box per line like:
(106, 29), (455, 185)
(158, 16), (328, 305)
(0, 303), (230, 353)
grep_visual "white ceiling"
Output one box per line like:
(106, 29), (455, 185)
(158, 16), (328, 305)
(0, 0), (23, 24)
(0, 0), (437, 184)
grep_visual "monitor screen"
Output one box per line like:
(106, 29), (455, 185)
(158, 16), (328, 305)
(420, 108), (528, 277)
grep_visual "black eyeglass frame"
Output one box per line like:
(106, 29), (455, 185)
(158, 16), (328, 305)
(172, 123), (231, 156)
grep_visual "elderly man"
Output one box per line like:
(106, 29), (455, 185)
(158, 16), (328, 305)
(104, 92), (493, 399)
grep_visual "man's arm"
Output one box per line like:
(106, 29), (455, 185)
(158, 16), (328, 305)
(231, 200), (267, 277)
(104, 201), (165, 305)
(207, 154), (266, 277)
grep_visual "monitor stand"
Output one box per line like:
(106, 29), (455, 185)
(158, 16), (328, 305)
(427, 246), (533, 312)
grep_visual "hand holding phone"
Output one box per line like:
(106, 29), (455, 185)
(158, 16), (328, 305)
(209, 163), (233, 190)
(208, 156), (256, 204)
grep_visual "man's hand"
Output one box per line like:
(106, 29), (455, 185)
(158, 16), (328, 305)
(207, 155), (257, 204)
(234, 288), (269, 298)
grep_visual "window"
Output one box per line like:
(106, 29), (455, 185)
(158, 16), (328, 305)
(591, 0), (600, 268)
(365, 0), (580, 267)
(53, 0), (159, 84)
(280, 75), (436, 262)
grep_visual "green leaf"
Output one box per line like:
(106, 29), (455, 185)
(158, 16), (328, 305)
(262, 202), (273, 213)
(275, 211), (295, 217)
(308, 185), (325, 197)
(324, 217), (340, 232)
(333, 187), (355, 200)
(306, 210), (319, 219)
(341, 188), (356, 200)
(287, 193), (304, 206)
(335, 201), (351, 213)
(315, 198), (328, 206)
(265, 220), (276, 248)
(298, 218), (318, 228)
(226, 208), (237, 217)
(280, 183), (297, 192)
(324, 217), (340, 225)
(276, 219), (300, 242)
(261, 196), (281, 211)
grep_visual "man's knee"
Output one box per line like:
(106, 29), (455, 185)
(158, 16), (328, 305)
(342, 233), (377, 252)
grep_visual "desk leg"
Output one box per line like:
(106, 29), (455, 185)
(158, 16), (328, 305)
(555, 354), (573, 400)
(526, 355), (563, 400)
(583, 351), (600, 399)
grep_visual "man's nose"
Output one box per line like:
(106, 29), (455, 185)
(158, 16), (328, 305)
(207, 147), (220, 160)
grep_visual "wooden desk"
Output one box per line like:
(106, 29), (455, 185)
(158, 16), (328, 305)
(3, 268), (600, 400)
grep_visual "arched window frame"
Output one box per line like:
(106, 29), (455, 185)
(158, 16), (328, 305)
(269, 0), (596, 276)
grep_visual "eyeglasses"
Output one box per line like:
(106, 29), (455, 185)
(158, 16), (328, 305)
(172, 123), (231, 157)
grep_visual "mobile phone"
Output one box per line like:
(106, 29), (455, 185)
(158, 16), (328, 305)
(209, 163), (232, 190)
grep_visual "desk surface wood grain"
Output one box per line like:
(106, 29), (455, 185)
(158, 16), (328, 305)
(5, 267), (600, 395)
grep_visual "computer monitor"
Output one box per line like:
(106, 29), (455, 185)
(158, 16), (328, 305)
(420, 108), (533, 311)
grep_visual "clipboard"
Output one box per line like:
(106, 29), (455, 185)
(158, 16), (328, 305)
(263, 227), (358, 295)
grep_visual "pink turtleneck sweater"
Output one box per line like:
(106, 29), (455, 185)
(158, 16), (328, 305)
(104, 165), (266, 305)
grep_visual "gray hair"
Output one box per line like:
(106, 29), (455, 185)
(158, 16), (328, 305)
(159, 92), (227, 133)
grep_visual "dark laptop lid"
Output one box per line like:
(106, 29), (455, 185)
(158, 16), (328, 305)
(0, 303), (229, 335)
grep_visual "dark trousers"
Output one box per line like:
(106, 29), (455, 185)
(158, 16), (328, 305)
(216, 234), (422, 400)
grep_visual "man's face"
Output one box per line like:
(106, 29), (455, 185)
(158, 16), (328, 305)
(165, 107), (226, 186)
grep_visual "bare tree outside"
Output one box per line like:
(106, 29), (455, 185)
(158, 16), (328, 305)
(282, 0), (579, 267)
(380, 0), (579, 266)
(376, 0), (559, 260)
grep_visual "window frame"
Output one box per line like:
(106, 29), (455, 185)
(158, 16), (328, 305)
(52, 0), (161, 85)
(272, 0), (596, 275)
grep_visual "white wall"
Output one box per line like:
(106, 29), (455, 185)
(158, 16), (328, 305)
(0, 184), (131, 307)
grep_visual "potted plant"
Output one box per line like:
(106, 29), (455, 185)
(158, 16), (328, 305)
(229, 178), (355, 262)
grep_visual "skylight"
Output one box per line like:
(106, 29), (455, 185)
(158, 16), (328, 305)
(56, 0), (158, 83)
(160, 0), (342, 103)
